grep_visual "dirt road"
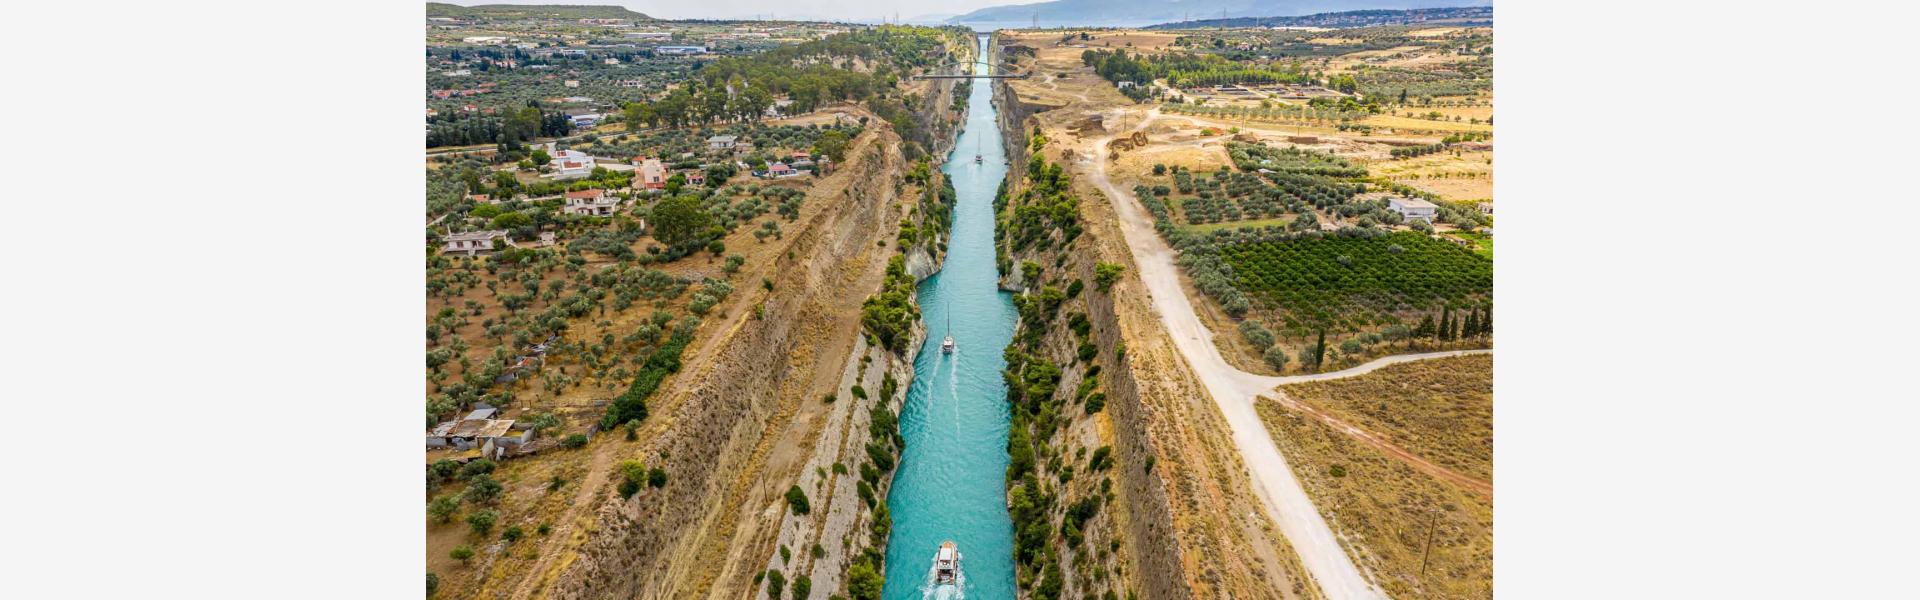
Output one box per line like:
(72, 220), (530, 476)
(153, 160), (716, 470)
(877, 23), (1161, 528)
(1084, 107), (1387, 600)
(1273, 349), (1492, 385)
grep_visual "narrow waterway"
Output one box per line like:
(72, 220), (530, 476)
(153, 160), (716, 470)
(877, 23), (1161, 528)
(880, 34), (1017, 600)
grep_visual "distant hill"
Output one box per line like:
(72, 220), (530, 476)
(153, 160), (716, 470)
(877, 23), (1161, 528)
(1146, 6), (1491, 30)
(948, 0), (1488, 28)
(426, 3), (652, 20)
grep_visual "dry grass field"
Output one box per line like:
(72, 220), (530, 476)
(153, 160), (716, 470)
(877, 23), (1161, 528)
(1361, 114), (1492, 134)
(1281, 354), (1492, 481)
(1258, 398), (1492, 599)
(1370, 149), (1493, 201)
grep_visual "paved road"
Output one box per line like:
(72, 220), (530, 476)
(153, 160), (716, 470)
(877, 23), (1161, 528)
(1084, 107), (1387, 600)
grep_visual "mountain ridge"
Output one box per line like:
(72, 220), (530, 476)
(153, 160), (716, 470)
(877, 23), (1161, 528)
(948, 0), (1489, 28)
(425, 3), (653, 20)
(1146, 5), (1492, 29)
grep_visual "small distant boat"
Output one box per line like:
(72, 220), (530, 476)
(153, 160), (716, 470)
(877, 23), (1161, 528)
(934, 541), (959, 585)
(941, 303), (955, 354)
(974, 136), (983, 164)
(974, 153), (982, 164)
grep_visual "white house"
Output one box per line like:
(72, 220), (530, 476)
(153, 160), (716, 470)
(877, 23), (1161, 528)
(657, 45), (708, 55)
(1389, 197), (1439, 223)
(443, 230), (515, 256)
(550, 148), (596, 180)
(707, 135), (738, 151)
(563, 189), (620, 216)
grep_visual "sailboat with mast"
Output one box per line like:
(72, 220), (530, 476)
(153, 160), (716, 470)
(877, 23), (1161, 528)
(973, 135), (982, 164)
(941, 301), (955, 354)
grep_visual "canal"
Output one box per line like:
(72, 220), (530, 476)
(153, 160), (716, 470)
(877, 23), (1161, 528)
(880, 33), (1017, 600)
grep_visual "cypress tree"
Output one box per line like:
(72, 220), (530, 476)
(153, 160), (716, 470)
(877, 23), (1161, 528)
(1463, 310), (1479, 340)
(1480, 307), (1493, 336)
(1414, 315), (1435, 344)
(1313, 329), (1326, 370)
(1437, 307), (1451, 341)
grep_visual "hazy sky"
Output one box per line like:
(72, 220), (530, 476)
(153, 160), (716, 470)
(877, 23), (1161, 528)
(453, 0), (1039, 22)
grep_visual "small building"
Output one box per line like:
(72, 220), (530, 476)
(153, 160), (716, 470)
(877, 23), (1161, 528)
(564, 79), (580, 88)
(1389, 197), (1439, 223)
(569, 113), (602, 128)
(443, 230), (515, 256)
(563, 189), (619, 216)
(681, 169), (707, 186)
(656, 45), (708, 55)
(636, 157), (667, 189)
(1477, 202), (1493, 215)
(550, 148), (596, 180)
(426, 417), (532, 452)
(767, 163), (795, 178)
(707, 135), (738, 151)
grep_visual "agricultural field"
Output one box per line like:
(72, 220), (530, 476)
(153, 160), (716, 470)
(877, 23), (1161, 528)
(1220, 230), (1492, 331)
(1256, 396), (1492, 599)
(1370, 149), (1493, 202)
(1281, 354), (1493, 481)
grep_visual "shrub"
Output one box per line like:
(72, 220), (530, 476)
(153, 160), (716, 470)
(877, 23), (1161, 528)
(1094, 262), (1125, 291)
(765, 569), (786, 599)
(427, 494), (461, 523)
(791, 575), (812, 598)
(561, 433), (589, 448)
(463, 474), (502, 504)
(1263, 346), (1290, 371)
(847, 561), (883, 600)
(466, 510), (497, 535)
(1238, 320), (1276, 351)
(785, 485), (811, 515)
(1084, 391), (1106, 415)
(450, 545), (475, 565)
(1088, 446), (1113, 471)
(459, 459), (496, 480)
(1329, 464), (1347, 477)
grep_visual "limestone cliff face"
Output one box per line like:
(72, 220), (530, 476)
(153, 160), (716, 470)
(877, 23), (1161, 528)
(988, 32), (1311, 600)
(547, 124), (922, 600)
(990, 52), (1177, 598)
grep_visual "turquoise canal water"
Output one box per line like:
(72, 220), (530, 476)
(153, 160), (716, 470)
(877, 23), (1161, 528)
(880, 35), (1017, 600)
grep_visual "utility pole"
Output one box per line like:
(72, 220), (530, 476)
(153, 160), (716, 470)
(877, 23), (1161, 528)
(1418, 508), (1440, 577)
